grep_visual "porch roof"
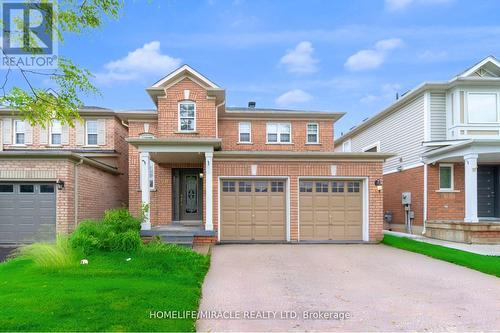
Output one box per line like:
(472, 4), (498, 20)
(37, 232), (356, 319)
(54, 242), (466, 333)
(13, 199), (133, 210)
(422, 139), (500, 164)
(126, 137), (221, 150)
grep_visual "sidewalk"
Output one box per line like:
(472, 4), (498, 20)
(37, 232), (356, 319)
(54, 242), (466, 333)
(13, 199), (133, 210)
(383, 230), (500, 256)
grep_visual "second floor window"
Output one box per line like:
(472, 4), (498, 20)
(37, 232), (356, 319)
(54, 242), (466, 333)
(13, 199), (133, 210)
(179, 102), (196, 131)
(86, 120), (98, 145)
(239, 122), (251, 143)
(267, 122), (291, 143)
(51, 120), (62, 145)
(307, 123), (319, 143)
(468, 92), (498, 123)
(14, 120), (25, 144)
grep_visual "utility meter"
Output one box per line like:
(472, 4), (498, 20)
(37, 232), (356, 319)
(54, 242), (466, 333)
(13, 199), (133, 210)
(402, 192), (412, 205)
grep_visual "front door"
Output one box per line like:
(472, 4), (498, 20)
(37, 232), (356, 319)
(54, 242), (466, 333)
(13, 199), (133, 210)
(180, 170), (203, 221)
(477, 166), (497, 218)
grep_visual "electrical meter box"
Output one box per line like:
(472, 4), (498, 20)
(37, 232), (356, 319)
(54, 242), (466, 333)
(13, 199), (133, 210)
(402, 192), (412, 205)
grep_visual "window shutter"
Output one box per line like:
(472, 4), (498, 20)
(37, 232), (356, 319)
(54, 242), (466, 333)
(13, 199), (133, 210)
(97, 119), (106, 145)
(76, 120), (85, 146)
(61, 123), (69, 144)
(2, 118), (12, 144)
(39, 123), (48, 144)
(25, 122), (33, 144)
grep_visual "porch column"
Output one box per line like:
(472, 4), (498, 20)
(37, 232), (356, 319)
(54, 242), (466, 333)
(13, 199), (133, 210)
(464, 153), (479, 223)
(205, 152), (213, 231)
(140, 151), (151, 230)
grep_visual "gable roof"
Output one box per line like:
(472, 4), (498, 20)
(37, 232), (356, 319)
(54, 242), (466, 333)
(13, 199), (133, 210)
(335, 56), (500, 145)
(146, 64), (225, 106)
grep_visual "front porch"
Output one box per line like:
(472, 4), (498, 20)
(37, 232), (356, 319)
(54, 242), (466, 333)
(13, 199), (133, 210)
(423, 139), (500, 243)
(127, 137), (220, 245)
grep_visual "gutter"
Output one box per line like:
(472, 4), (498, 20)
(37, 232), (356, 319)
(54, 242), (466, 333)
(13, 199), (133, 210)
(213, 151), (394, 161)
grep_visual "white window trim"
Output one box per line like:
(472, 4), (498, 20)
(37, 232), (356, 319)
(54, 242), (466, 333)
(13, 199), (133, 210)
(362, 141), (380, 152)
(266, 122), (292, 144)
(238, 121), (252, 144)
(13, 119), (26, 145)
(466, 91), (500, 124)
(306, 122), (319, 144)
(49, 119), (62, 146)
(438, 163), (454, 191)
(342, 139), (352, 152)
(85, 119), (98, 146)
(149, 159), (155, 190)
(178, 101), (197, 132)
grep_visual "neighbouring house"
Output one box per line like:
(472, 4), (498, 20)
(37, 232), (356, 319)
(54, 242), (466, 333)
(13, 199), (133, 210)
(0, 107), (129, 244)
(121, 65), (390, 245)
(335, 56), (500, 244)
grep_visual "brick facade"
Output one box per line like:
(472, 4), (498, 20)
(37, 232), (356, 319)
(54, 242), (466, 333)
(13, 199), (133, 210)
(427, 163), (465, 221)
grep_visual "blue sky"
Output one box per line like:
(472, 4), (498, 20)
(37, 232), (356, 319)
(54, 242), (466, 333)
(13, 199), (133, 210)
(10, 0), (500, 136)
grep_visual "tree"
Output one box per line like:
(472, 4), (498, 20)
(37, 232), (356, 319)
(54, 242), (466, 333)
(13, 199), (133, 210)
(0, 0), (123, 126)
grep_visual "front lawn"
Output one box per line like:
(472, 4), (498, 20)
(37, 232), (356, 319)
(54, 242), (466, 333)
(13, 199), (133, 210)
(382, 234), (500, 277)
(0, 244), (210, 332)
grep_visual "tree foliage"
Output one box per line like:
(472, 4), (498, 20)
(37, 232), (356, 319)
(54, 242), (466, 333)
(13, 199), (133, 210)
(0, 0), (123, 126)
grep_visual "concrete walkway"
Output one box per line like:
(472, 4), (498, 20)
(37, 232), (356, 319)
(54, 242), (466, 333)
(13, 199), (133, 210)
(384, 230), (500, 256)
(197, 244), (500, 332)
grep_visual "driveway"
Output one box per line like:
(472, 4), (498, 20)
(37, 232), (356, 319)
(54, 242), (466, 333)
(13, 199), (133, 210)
(197, 244), (500, 332)
(0, 247), (16, 262)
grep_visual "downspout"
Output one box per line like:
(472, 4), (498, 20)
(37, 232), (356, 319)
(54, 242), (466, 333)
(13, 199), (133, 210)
(74, 158), (84, 227)
(215, 100), (225, 139)
(121, 120), (129, 128)
(422, 162), (428, 235)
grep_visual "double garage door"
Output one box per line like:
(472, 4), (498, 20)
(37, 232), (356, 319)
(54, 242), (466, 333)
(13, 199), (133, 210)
(220, 178), (363, 242)
(0, 183), (56, 244)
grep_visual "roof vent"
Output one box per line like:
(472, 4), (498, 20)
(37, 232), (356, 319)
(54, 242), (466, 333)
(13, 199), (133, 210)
(248, 101), (256, 108)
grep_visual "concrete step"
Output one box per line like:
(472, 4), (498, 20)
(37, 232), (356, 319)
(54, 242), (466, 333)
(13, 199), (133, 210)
(159, 234), (194, 247)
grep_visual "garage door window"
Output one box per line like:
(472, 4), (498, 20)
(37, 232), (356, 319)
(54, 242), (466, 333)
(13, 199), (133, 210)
(239, 181), (252, 192)
(300, 181), (313, 192)
(347, 181), (360, 193)
(40, 184), (55, 193)
(315, 181), (329, 192)
(222, 181), (236, 192)
(0, 184), (14, 193)
(20, 184), (35, 193)
(271, 181), (284, 192)
(332, 181), (345, 192)
(255, 181), (268, 192)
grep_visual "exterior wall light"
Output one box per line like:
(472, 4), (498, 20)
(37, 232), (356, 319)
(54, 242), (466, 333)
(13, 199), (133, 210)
(375, 179), (383, 192)
(56, 179), (65, 190)
(199, 172), (204, 179)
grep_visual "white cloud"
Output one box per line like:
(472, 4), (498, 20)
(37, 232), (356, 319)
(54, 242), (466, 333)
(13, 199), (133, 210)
(279, 41), (319, 74)
(95, 41), (181, 84)
(385, 0), (453, 12)
(275, 89), (313, 106)
(345, 38), (403, 71)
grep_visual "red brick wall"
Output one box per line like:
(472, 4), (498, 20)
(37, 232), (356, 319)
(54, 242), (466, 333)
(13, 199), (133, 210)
(76, 163), (128, 221)
(157, 78), (217, 138)
(1, 116), (122, 151)
(218, 119), (335, 151)
(383, 166), (424, 227)
(213, 160), (384, 242)
(427, 163), (465, 221)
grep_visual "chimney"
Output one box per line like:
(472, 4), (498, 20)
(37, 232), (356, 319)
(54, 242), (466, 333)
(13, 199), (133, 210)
(248, 101), (256, 108)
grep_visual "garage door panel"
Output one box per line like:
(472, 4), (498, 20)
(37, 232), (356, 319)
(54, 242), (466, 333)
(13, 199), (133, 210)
(299, 179), (363, 241)
(220, 179), (286, 241)
(222, 195), (237, 208)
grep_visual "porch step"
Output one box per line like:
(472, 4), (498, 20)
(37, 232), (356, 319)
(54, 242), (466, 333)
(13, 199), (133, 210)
(159, 234), (194, 247)
(175, 220), (203, 227)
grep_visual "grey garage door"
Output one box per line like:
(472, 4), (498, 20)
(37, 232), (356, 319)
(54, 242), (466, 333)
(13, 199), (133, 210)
(0, 183), (56, 244)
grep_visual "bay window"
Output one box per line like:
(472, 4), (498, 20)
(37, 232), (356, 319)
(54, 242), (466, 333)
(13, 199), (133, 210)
(468, 93), (498, 123)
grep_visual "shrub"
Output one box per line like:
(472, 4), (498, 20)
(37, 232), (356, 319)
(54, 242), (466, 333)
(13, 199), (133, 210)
(19, 236), (77, 269)
(69, 208), (142, 254)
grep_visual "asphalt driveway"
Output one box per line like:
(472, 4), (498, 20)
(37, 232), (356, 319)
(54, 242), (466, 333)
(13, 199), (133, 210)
(197, 244), (500, 332)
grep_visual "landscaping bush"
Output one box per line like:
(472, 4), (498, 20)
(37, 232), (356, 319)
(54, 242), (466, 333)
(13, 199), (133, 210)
(69, 208), (142, 254)
(19, 236), (77, 269)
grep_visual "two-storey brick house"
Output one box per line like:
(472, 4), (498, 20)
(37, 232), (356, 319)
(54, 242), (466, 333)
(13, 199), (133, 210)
(335, 56), (500, 244)
(0, 108), (129, 243)
(123, 65), (390, 244)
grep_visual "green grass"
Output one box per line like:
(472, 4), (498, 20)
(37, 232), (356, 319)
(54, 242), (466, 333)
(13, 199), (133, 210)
(0, 244), (210, 332)
(382, 234), (500, 277)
